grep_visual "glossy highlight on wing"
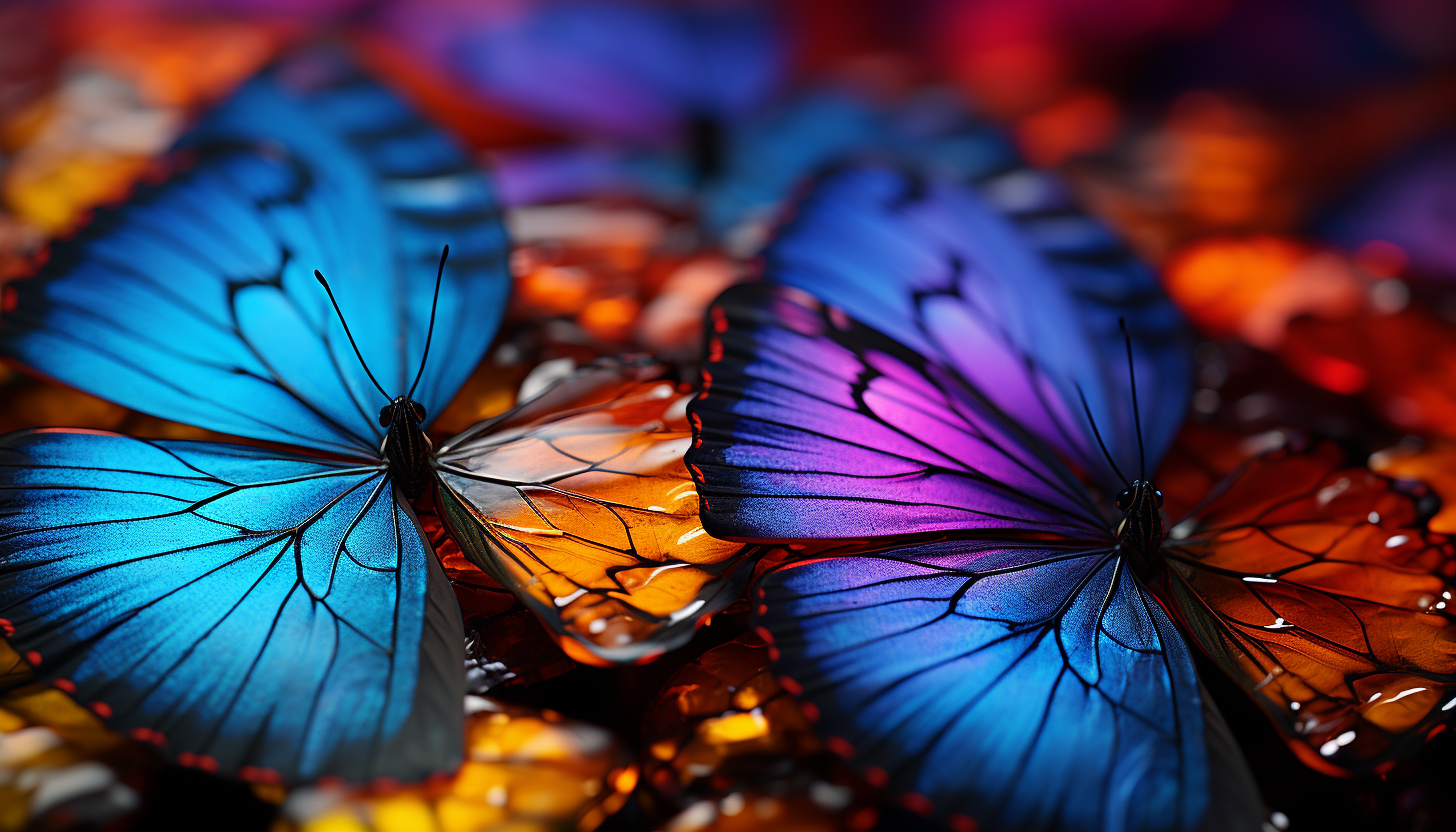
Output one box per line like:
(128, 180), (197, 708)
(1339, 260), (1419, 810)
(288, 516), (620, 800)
(763, 165), (1193, 493)
(756, 539), (1212, 831)
(0, 47), (509, 456)
(435, 360), (755, 664)
(686, 282), (1106, 542)
(0, 430), (464, 783)
(1162, 442), (1456, 774)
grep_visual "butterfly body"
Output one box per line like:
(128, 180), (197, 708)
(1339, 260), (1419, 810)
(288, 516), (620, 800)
(1116, 479), (1166, 579)
(379, 395), (433, 499)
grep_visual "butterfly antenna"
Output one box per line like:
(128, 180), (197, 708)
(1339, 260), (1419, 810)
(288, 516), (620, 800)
(407, 244), (449, 400)
(1076, 383), (1130, 487)
(314, 269), (392, 401)
(1119, 318), (1147, 480)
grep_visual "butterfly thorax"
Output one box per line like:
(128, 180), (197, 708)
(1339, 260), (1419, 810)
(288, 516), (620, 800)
(1115, 479), (1164, 579)
(380, 396), (432, 500)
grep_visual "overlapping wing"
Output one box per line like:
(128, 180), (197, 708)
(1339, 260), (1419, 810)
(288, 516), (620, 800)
(763, 165), (1192, 493)
(0, 48), (509, 456)
(1162, 442), (1456, 774)
(686, 283), (1106, 541)
(0, 430), (463, 783)
(435, 360), (756, 664)
(756, 539), (1258, 831)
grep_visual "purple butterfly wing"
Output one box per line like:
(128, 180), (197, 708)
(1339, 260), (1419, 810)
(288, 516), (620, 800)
(688, 283), (1105, 541)
(374, 0), (787, 144)
(765, 165), (1192, 494)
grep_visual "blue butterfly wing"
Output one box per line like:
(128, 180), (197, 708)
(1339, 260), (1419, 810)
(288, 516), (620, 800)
(0, 48), (510, 456)
(757, 540), (1236, 831)
(764, 164), (1193, 494)
(0, 429), (463, 782)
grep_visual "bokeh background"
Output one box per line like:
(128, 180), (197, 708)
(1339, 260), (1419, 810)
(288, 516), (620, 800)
(1, 1), (1455, 830)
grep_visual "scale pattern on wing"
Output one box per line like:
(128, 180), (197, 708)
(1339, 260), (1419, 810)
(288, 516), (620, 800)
(686, 283), (1106, 542)
(0, 48), (509, 456)
(764, 165), (1191, 494)
(0, 430), (463, 783)
(1162, 442), (1456, 774)
(435, 360), (755, 664)
(756, 539), (1210, 832)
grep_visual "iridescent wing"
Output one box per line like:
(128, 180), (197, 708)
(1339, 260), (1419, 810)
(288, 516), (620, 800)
(434, 359), (757, 664)
(0, 430), (463, 783)
(1162, 441), (1456, 774)
(762, 164), (1192, 494)
(0, 48), (509, 456)
(756, 538), (1260, 831)
(687, 282), (1106, 542)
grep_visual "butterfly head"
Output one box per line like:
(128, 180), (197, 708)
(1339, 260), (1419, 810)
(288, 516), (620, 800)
(1115, 479), (1164, 575)
(379, 395), (433, 500)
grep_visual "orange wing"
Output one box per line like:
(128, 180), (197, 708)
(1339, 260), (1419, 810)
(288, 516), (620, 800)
(1160, 441), (1456, 775)
(435, 359), (760, 666)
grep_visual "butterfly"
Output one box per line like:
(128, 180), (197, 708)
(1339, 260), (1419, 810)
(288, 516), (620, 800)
(0, 45), (740, 786)
(685, 164), (1456, 830)
(367, 0), (1015, 241)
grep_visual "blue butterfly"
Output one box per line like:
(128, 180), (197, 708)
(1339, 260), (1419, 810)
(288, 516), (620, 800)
(370, 0), (1015, 242)
(0, 48), (511, 784)
(685, 165), (1274, 831)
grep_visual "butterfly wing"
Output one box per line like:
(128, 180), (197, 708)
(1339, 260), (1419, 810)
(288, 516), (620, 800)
(757, 539), (1259, 831)
(374, 0), (786, 144)
(1162, 441), (1456, 775)
(762, 164), (1192, 493)
(0, 429), (463, 783)
(687, 282), (1106, 541)
(434, 359), (757, 664)
(0, 48), (510, 456)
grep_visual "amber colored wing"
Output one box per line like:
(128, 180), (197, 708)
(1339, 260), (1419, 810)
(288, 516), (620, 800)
(1160, 441), (1456, 775)
(433, 359), (759, 664)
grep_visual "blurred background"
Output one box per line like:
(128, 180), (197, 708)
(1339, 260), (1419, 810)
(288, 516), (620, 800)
(1, 0), (1455, 830)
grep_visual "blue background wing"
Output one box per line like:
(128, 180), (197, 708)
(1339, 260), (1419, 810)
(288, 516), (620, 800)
(758, 540), (1214, 831)
(0, 48), (510, 456)
(764, 164), (1193, 494)
(0, 429), (463, 783)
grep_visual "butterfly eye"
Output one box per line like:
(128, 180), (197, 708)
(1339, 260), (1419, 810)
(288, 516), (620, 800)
(1154, 489), (1164, 508)
(378, 405), (392, 429)
(1116, 489), (1132, 511)
(412, 402), (427, 423)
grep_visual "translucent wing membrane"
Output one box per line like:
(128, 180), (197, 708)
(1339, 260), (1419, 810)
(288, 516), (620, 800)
(0, 430), (463, 783)
(756, 540), (1228, 832)
(435, 360), (755, 663)
(763, 165), (1192, 492)
(0, 48), (509, 456)
(1162, 442), (1456, 774)
(686, 283), (1107, 541)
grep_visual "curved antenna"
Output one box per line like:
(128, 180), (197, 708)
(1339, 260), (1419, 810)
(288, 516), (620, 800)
(1076, 383), (1130, 487)
(314, 269), (392, 402)
(1118, 318), (1147, 480)
(407, 244), (449, 400)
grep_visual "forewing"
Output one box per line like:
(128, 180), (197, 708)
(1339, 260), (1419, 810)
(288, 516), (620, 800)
(0, 48), (509, 456)
(763, 164), (1193, 492)
(756, 539), (1249, 832)
(0, 430), (464, 783)
(434, 360), (756, 664)
(686, 282), (1105, 541)
(1162, 441), (1456, 774)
